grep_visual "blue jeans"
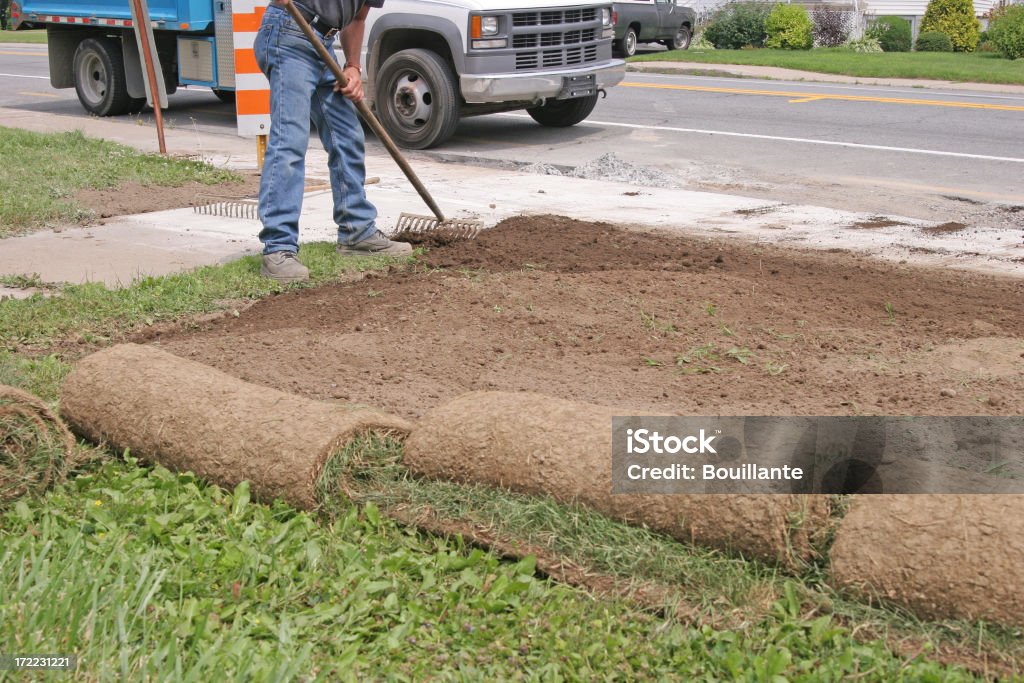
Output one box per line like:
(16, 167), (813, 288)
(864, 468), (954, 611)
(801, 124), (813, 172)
(254, 5), (377, 254)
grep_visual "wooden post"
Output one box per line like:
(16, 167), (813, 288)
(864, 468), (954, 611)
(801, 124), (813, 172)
(128, 0), (167, 154)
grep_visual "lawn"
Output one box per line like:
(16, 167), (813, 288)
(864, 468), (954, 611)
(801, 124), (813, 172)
(0, 127), (239, 237)
(631, 48), (1024, 86)
(0, 29), (47, 43)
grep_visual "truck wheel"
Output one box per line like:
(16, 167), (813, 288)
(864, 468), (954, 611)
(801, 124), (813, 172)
(72, 38), (145, 116)
(526, 93), (599, 128)
(663, 25), (692, 51)
(375, 48), (460, 150)
(622, 27), (638, 57)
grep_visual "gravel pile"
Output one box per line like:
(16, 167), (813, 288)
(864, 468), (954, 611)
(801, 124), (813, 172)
(522, 153), (679, 188)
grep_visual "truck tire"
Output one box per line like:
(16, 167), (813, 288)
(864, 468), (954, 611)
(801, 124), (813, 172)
(526, 93), (599, 128)
(72, 38), (145, 116)
(663, 25), (692, 51)
(374, 48), (460, 150)
(619, 27), (638, 57)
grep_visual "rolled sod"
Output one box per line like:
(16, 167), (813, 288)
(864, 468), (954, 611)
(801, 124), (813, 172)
(830, 495), (1024, 626)
(1, 385), (77, 504)
(60, 344), (412, 510)
(404, 391), (831, 567)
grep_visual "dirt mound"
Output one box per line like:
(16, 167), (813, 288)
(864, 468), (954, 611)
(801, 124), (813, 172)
(60, 344), (411, 510)
(831, 495), (1024, 626)
(405, 390), (830, 567)
(418, 214), (719, 273)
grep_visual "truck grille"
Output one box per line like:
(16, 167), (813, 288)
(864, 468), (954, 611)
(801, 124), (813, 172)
(512, 8), (598, 26)
(509, 6), (604, 70)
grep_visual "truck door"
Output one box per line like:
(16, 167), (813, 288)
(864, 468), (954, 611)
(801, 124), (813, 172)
(654, 0), (675, 40)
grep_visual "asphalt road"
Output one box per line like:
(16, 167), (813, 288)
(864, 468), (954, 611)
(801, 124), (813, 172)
(2, 41), (1023, 224)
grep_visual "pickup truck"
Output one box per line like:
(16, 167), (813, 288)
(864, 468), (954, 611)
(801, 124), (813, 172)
(612, 0), (695, 57)
(11, 0), (626, 149)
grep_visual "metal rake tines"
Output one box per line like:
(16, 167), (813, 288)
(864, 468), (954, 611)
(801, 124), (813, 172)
(395, 213), (484, 239)
(194, 196), (261, 220)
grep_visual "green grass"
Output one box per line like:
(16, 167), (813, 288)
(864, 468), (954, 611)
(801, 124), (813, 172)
(0, 453), (995, 680)
(0, 243), (403, 350)
(631, 48), (1024, 85)
(0, 30), (47, 43)
(0, 127), (239, 236)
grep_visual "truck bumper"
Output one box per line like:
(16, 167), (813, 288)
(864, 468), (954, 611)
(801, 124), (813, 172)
(459, 60), (626, 105)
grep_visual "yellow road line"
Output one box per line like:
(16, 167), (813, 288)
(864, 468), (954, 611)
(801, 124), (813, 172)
(17, 90), (60, 98)
(622, 81), (1024, 112)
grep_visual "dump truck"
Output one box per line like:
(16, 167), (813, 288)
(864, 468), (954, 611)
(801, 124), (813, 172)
(11, 0), (626, 148)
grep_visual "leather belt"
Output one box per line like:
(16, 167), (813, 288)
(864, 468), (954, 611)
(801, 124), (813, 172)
(273, 1), (340, 38)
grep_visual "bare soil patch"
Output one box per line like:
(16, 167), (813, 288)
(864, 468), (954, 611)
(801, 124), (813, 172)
(73, 172), (261, 223)
(921, 221), (968, 235)
(139, 215), (1024, 420)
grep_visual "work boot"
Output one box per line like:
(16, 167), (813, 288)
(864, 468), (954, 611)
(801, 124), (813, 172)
(261, 251), (309, 283)
(337, 230), (413, 256)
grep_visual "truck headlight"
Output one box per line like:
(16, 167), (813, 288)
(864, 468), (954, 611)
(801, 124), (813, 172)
(601, 8), (612, 27)
(471, 15), (506, 48)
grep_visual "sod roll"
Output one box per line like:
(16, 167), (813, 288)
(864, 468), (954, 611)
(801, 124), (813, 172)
(1, 385), (77, 504)
(830, 495), (1024, 626)
(404, 391), (830, 566)
(60, 344), (412, 510)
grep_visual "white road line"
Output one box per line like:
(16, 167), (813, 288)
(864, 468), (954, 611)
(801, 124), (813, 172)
(0, 72), (49, 80)
(496, 113), (1024, 164)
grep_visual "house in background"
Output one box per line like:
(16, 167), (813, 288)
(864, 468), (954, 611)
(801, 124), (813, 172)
(861, 0), (995, 38)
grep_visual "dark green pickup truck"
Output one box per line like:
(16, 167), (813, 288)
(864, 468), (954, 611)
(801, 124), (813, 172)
(613, 0), (696, 57)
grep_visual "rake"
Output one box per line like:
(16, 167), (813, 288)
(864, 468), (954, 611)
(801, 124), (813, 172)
(284, 3), (483, 239)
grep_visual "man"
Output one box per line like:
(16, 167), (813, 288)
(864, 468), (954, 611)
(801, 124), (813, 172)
(255, 0), (411, 284)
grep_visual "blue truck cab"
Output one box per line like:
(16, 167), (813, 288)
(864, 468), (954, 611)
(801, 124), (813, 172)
(13, 0), (235, 115)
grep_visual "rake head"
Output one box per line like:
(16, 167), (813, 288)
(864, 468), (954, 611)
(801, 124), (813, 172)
(394, 213), (483, 240)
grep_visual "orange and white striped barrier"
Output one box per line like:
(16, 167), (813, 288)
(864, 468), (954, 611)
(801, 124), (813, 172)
(231, 0), (271, 139)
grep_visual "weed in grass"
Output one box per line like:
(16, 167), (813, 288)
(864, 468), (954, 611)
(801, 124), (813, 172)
(765, 361), (790, 376)
(704, 301), (718, 317)
(0, 274), (52, 290)
(721, 323), (737, 337)
(726, 346), (754, 365)
(676, 344), (723, 374)
(885, 301), (897, 322)
(640, 309), (677, 335)
(642, 357), (664, 367)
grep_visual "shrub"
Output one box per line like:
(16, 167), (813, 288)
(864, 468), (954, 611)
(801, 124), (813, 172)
(866, 16), (912, 52)
(765, 4), (814, 49)
(988, 5), (1024, 59)
(703, 2), (772, 49)
(844, 37), (884, 53)
(691, 32), (716, 50)
(920, 0), (982, 51)
(812, 6), (853, 47)
(915, 30), (954, 51)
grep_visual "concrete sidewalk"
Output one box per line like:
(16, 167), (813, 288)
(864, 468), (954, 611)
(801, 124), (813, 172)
(0, 108), (1021, 293)
(628, 61), (1024, 95)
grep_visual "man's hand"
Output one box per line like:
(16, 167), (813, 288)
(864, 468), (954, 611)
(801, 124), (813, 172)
(334, 65), (364, 102)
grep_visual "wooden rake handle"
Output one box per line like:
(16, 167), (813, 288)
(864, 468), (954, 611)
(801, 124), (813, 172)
(283, 2), (446, 223)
